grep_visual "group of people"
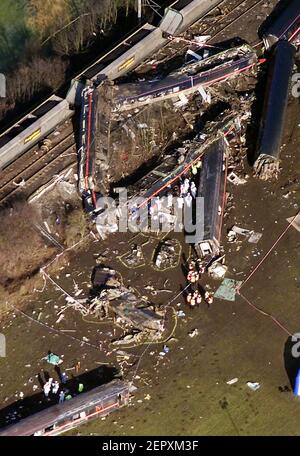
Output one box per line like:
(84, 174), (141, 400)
(180, 177), (197, 200)
(42, 372), (75, 404)
(43, 378), (68, 403)
(186, 260), (214, 308)
(130, 171), (199, 226)
(42, 353), (84, 404)
(170, 175), (198, 212)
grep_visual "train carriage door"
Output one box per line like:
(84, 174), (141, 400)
(159, 8), (183, 36)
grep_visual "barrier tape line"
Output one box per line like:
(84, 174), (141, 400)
(237, 211), (299, 292)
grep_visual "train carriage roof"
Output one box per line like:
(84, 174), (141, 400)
(264, 0), (300, 40)
(0, 379), (128, 436)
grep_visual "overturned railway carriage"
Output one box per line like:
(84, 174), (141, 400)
(113, 45), (257, 111)
(0, 96), (73, 171)
(254, 40), (296, 178)
(194, 137), (227, 258)
(77, 45), (257, 203)
(0, 380), (130, 436)
(262, 0), (300, 49)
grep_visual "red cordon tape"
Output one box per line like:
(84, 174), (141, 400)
(238, 292), (292, 337)
(237, 211), (299, 293)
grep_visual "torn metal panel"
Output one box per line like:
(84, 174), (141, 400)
(159, 7), (183, 35)
(109, 295), (164, 332)
(254, 40), (296, 180)
(194, 137), (227, 258)
(262, 0), (300, 49)
(113, 45), (257, 111)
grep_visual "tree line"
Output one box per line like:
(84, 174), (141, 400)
(0, 0), (137, 122)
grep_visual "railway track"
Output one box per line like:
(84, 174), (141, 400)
(0, 144), (77, 205)
(0, 124), (74, 188)
(206, 0), (267, 44)
(149, 0), (267, 67)
(0, 0), (271, 206)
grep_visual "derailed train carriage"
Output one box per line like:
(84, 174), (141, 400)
(0, 0), (224, 173)
(262, 0), (300, 49)
(78, 87), (98, 199)
(113, 45), (257, 111)
(0, 380), (131, 436)
(78, 45), (257, 208)
(194, 137), (227, 258)
(254, 40), (296, 179)
(126, 135), (228, 259)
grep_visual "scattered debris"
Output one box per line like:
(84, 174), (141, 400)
(55, 314), (64, 324)
(109, 295), (164, 332)
(177, 310), (186, 318)
(227, 225), (262, 244)
(208, 260), (227, 279)
(287, 213), (300, 232)
(188, 328), (199, 338)
(119, 244), (146, 269)
(227, 229), (237, 243)
(226, 378), (238, 385)
(227, 171), (247, 185)
(153, 239), (181, 270)
(46, 353), (63, 366)
(254, 154), (280, 180)
(247, 381), (261, 391)
(248, 231), (263, 244)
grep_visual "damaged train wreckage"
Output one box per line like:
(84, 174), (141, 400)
(78, 44), (257, 199)
(72, 0), (300, 331)
(74, 0), (299, 207)
(2, 0), (300, 439)
(65, 265), (166, 346)
(90, 103), (251, 259)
